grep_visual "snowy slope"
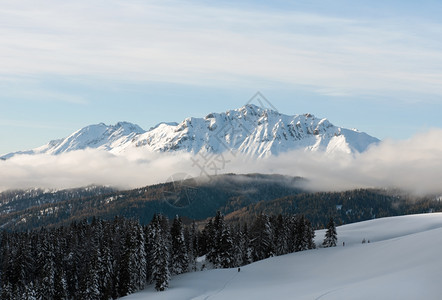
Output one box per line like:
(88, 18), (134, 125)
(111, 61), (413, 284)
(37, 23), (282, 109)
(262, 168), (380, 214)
(125, 213), (442, 300)
(2, 105), (379, 159)
(1, 122), (145, 159)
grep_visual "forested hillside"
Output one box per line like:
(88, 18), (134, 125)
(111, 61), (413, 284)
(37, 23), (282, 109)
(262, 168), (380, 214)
(1, 174), (441, 231)
(0, 212), (316, 299)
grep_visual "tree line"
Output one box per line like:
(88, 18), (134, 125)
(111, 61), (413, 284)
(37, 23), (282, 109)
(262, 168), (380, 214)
(0, 212), (318, 299)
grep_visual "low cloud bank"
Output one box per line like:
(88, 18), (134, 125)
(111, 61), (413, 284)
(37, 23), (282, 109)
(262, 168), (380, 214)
(1, 129), (442, 195)
(0, 149), (194, 192)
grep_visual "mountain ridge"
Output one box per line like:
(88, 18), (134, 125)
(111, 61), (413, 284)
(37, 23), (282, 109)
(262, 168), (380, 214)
(1, 173), (440, 231)
(1, 104), (379, 159)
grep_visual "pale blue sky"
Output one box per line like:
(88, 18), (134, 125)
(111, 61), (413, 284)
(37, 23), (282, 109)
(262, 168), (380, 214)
(1, 0), (442, 155)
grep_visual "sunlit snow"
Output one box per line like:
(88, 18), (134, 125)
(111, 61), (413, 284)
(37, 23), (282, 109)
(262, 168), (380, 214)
(125, 213), (442, 300)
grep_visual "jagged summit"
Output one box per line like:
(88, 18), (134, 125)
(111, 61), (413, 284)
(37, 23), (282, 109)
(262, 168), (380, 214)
(1, 106), (379, 159)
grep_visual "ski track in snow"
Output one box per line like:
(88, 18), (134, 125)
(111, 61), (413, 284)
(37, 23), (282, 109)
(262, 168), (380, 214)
(202, 272), (238, 300)
(315, 288), (342, 300)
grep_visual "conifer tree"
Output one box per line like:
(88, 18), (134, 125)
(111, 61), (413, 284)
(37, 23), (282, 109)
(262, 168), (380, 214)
(187, 221), (199, 271)
(170, 216), (189, 275)
(294, 215), (306, 252)
(82, 221), (101, 300)
(11, 237), (29, 295)
(323, 217), (337, 248)
(274, 215), (289, 256)
(150, 215), (170, 291)
(1, 282), (13, 300)
(145, 221), (155, 285)
(231, 224), (246, 267)
(207, 211), (227, 268)
(133, 222), (147, 291)
(219, 225), (234, 268)
(64, 222), (80, 297)
(240, 223), (252, 266)
(99, 225), (114, 299)
(0, 232), (13, 294)
(22, 282), (37, 300)
(117, 221), (139, 296)
(304, 219), (316, 250)
(250, 214), (274, 261)
(200, 219), (214, 257)
(53, 269), (68, 300)
(37, 234), (56, 300)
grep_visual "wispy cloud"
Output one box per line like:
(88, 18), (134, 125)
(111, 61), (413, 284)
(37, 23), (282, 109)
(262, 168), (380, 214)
(1, 87), (88, 105)
(1, 129), (442, 195)
(1, 0), (442, 99)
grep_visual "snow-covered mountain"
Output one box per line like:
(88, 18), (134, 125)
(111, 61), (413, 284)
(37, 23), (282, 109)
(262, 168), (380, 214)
(1, 105), (379, 159)
(1, 122), (145, 159)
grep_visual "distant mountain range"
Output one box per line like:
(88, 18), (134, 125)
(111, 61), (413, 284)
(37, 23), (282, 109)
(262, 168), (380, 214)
(1, 104), (379, 159)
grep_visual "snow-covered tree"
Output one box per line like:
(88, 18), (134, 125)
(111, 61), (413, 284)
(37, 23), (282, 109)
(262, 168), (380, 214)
(186, 221), (199, 271)
(323, 217), (337, 248)
(99, 226), (114, 299)
(1, 282), (13, 300)
(170, 216), (189, 275)
(133, 222), (147, 291)
(150, 215), (170, 291)
(37, 233), (56, 300)
(250, 214), (274, 261)
(22, 282), (37, 300)
(219, 225), (234, 268)
(53, 269), (68, 300)
(200, 219), (214, 257)
(240, 223), (252, 266)
(207, 211), (227, 268)
(0, 211), (319, 298)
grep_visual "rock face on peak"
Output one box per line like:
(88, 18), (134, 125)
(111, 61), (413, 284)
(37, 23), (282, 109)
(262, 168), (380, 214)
(1, 105), (379, 159)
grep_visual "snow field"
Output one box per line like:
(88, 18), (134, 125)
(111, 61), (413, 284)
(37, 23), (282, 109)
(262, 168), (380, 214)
(126, 213), (442, 300)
